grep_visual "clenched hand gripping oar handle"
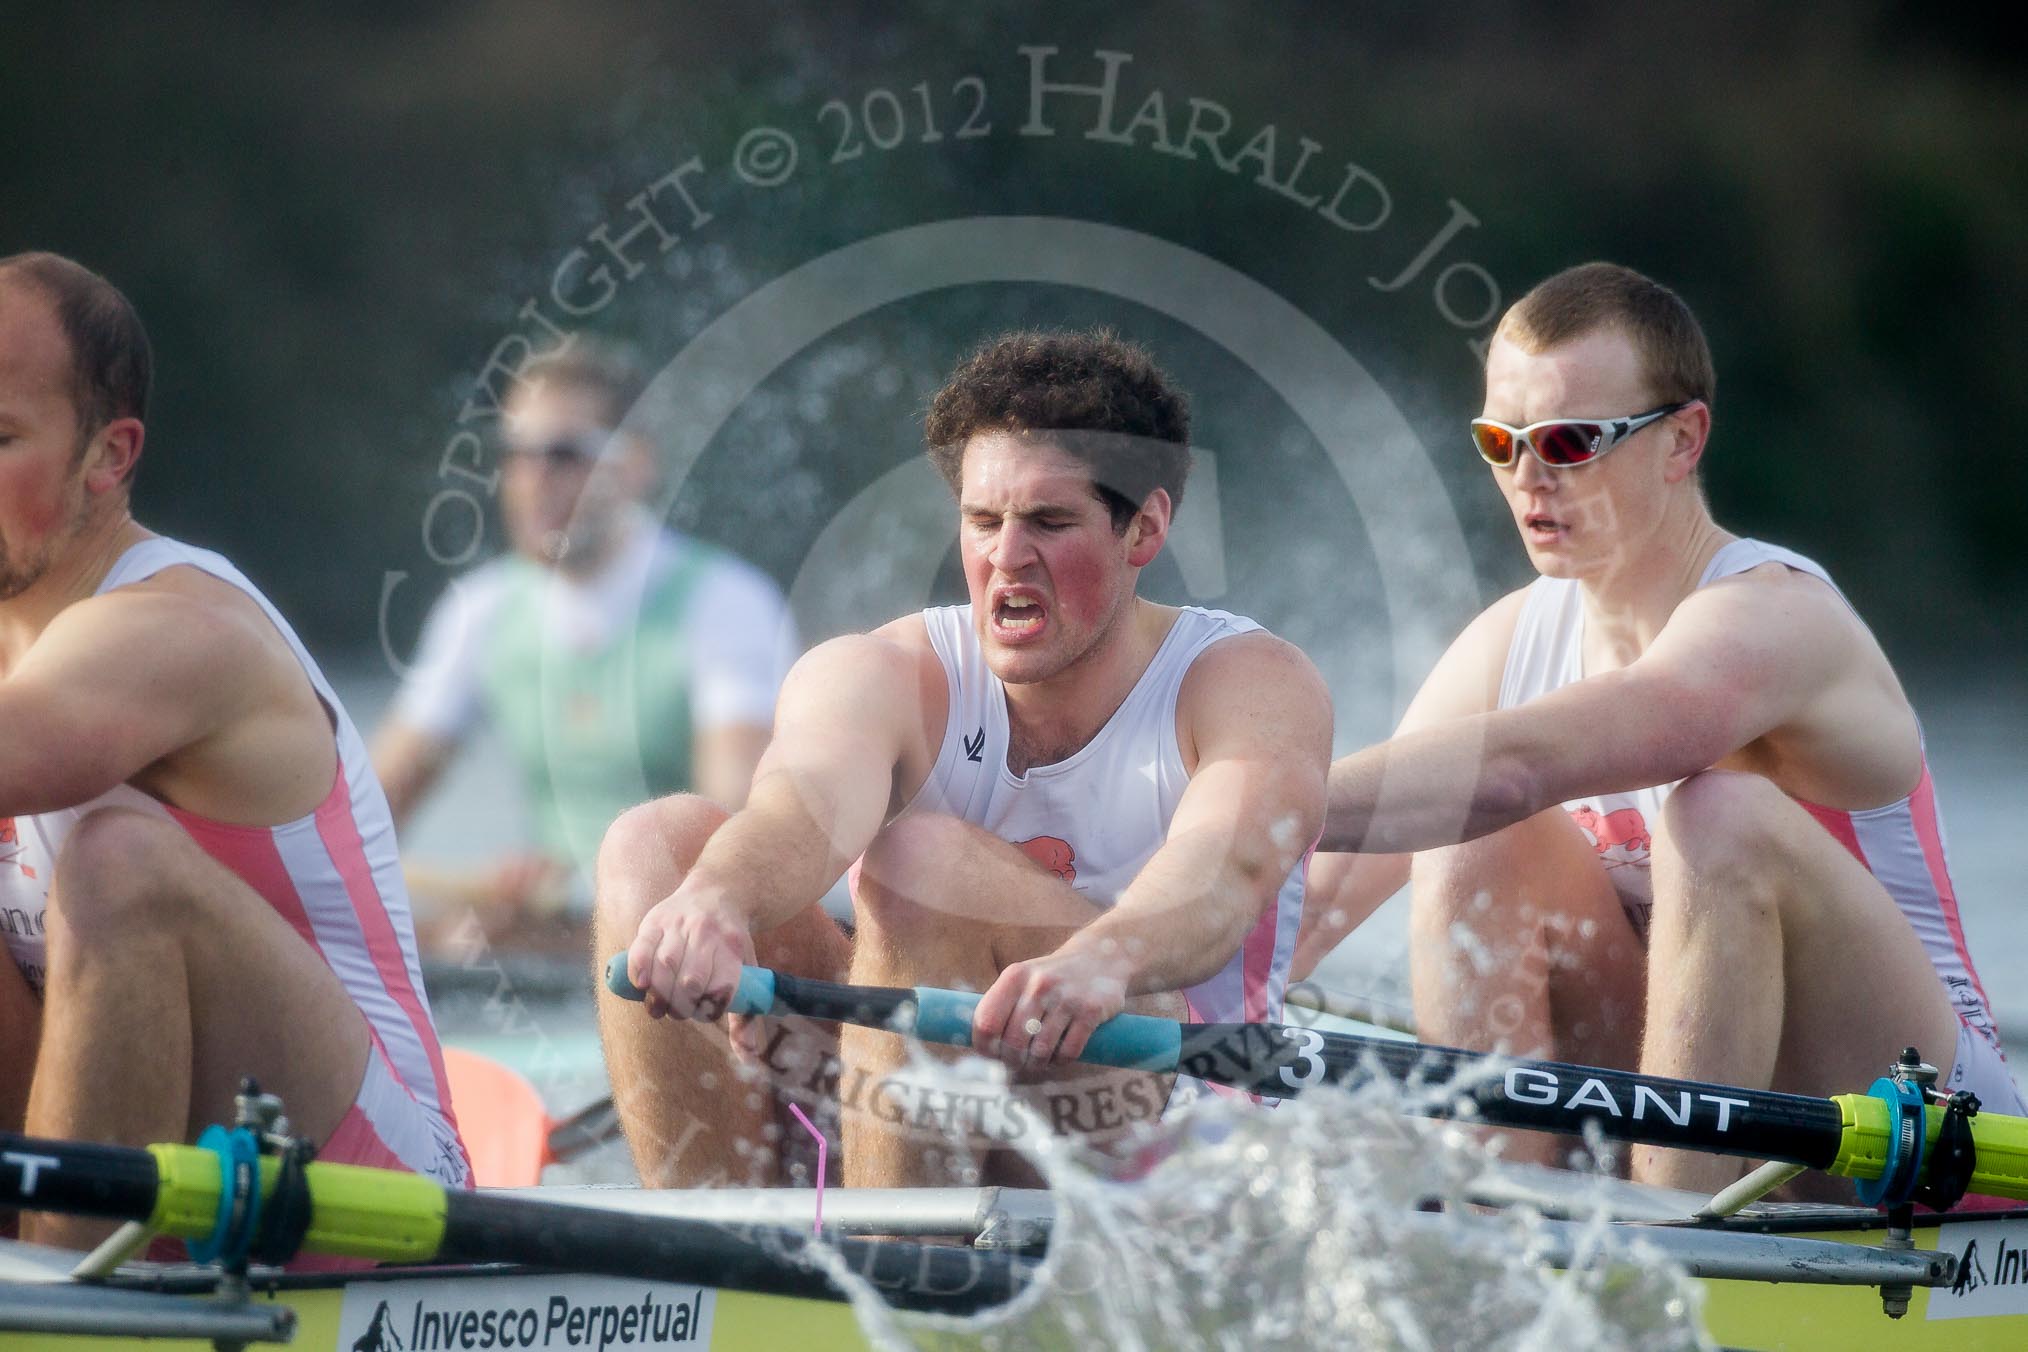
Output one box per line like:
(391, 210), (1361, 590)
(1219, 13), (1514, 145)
(601, 954), (1183, 1069)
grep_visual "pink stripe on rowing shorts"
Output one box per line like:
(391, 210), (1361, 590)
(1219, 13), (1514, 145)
(787, 1103), (827, 1234)
(1906, 770), (1989, 1011)
(1239, 901), (1279, 1024)
(316, 763), (457, 1118)
(1797, 767), (2007, 1064)
(167, 799), (322, 954)
(1799, 798), (1866, 863)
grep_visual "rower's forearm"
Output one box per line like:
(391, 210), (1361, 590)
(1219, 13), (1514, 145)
(685, 779), (879, 932)
(685, 818), (840, 933)
(1074, 840), (1282, 996)
(1321, 723), (1536, 853)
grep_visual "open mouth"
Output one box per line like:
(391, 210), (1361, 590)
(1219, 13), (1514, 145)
(1524, 513), (1564, 537)
(991, 592), (1046, 639)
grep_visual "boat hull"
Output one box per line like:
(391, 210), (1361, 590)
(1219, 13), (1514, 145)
(7, 1210), (2028, 1350)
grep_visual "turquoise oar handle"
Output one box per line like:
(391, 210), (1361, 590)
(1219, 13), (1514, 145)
(910, 987), (1181, 1070)
(601, 956), (1182, 1070)
(602, 954), (777, 1015)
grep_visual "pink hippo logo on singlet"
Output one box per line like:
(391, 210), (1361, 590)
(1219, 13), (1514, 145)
(1016, 835), (1077, 884)
(1569, 805), (1651, 858)
(0, 817), (31, 880)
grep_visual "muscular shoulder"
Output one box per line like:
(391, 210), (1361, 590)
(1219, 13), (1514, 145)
(1180, 628), (1324, 700)
(1690, 558), (1850, 618)
(40, 567), (277, 676)
(2, 567), (314, 811)
(772, 616), (947, 773)
(1658, 561), (1861, 670)
(795, 617), (934, 685)
(788, 616), (943, 716)
(1177, 629), (1332, 766)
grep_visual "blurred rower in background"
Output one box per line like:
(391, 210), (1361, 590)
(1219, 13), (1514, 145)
(371, 344), (797, 952)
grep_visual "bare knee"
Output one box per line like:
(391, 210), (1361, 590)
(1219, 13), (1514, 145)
(1655, 772), (1783, 877)
(852, 816), (997, 984)
(1654, 771), (1784, 928)
(1410, 831), (1524, 938)
(593, 794), (726, 931)
(49, 809), (194, 938)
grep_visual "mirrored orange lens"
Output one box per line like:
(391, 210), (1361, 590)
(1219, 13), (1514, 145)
(1472, 423), (1515, 465)
(1535, 422), (1604, 466)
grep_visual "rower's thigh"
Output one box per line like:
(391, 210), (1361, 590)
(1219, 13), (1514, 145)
(860, 813), (1106, 925)
(1410, 807), (1643, 1065)
(0, 955), (38, 1129)
(855, 812), (1112, 969)
(1652, 772), (1956, 1098)
(856, 815), (1181, 1161)
(50, 808), (369, 1144)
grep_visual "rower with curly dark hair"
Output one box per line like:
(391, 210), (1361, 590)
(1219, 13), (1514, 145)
(598, 327), (1331, 1192)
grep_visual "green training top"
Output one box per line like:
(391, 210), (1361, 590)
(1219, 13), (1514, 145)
(477, 541), (717, 875)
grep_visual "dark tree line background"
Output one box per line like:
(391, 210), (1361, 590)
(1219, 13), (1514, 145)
(3, 2), (2023, 688)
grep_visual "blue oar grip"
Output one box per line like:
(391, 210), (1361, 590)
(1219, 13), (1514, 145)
(1856, 1073), (1928, 1207)
(912, 988), (983, 1047)
(1082, 1013), (1183, 1072)
(603, 956), (1184, 1071)
(731, 966), (777, 1016)
(909, 985), (1182, 1070)
(600, 954), (777, 1017)
(602, 953), (642, 1000)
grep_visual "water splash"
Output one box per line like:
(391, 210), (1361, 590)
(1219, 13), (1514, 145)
(821, 1061), (1711, 1351)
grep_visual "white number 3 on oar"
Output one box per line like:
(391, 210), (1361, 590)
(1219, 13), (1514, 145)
(1279, 1028), (1326, 1090)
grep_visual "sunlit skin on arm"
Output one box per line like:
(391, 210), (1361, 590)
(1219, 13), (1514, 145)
(1, 580), (333, 823)
(971, 631), (1332, 1062)
(1321, 573), (1861, 855)
(623, 627), (931, 1045)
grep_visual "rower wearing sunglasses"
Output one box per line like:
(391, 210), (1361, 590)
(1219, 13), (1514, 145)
(1298, 261), (2022, 1197)
(371, 345), (797, 952)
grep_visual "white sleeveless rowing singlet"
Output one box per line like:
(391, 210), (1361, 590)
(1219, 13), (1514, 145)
(0, 537), (469, 1186)
(1496, 538), (2018, 1114)
(899, 605), (1308, 1037)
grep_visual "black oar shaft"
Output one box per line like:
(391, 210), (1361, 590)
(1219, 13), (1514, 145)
(1, 1133), (161, 1221)
(731, 966), (1853, 1168)
(1171, 1023), (1844, 1166)
(610, 959), (2028, 1197)
(766, 972), (917, 1027)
